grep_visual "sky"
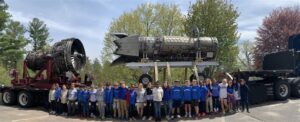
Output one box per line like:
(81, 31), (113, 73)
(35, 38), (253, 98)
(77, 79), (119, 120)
(5, 0), (300, 60)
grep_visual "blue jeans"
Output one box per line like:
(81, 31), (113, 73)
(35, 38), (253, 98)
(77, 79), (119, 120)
(163, 100), (172, 117)
(154, 101), (162, 119)
(106, 103), (113, 117)
(128, 104), (136, 118)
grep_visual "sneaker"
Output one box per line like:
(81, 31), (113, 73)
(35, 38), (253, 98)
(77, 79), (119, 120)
(166, 116), (170, 120)
(177, 115), (181, 118)
(171, 115), (174, 119)
(148, 116), (153, 120)
(129, 118), (132, 121)
(189, 114), (192, 118)
(132, 117), (136, 121)
(142, 116), (146, 120)
(247, 110), (250, 113)
(184, 114), (188, 118)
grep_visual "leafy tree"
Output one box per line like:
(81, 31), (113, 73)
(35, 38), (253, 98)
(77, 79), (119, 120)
(28, 18), (50, 52)
(238, 40), (255, 70)
(255, 6), (300, 69)
(92, 58), (102, 83)
(0, 0), (9, 33)
(184, 0), (239, 72)
(100, 3), (184, 83)
(0, 20), (27, 68)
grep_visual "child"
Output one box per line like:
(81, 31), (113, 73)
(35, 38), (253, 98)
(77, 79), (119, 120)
(61, 84), (68, 116)
(191, 80), (200, 118)
(54, 83), (62, 115)
(206, 79), (213, 114)
(81, 87), (90, 117)
(89, 85), (97, 118)
(127, 84), (137, 121)
(119, 81), (129, 120)
(219, 78), (228, 114)
(67, 83), (77, 116)
(240, 79), (250, 113)
(211, 79), (220, 113)
(153, 82), (164, 122)
(96, 83), (105, 119)
(233, 79), (241, 112)
(76, 86), (83, 116)
(143, 83), (154, 120)
(199, 81), (208, 117)
(162, 81), (172, 120)
(227, 80), (235, 113)
(136, 83), (145, 118)
(49, 84), (56, 114)
(182, 80), (192, 118)
(112, 82), (120, 118)
(104, 82), (113, 118)
(171, 80), (182, 119)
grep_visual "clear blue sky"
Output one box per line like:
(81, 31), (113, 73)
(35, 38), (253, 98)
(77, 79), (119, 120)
(6, 0), (300, 60)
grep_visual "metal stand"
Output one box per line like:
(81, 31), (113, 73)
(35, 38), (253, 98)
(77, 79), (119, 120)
(126, 61), (218, 83)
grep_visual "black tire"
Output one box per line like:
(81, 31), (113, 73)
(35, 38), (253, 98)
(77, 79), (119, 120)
(2, 89), (17, 105)
(18, 90), (34, 108)
(139, 74), (153, 86)
(291, 79), (300, 98)
(190, 73), (206, 82)
(274, 80), (291, 100)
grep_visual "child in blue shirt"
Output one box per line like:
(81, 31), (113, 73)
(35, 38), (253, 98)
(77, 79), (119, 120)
(162, 81), (172, 120)
(76, 87), (83, 116)
(211, 79), (220, 113)
(104, 82), (113, 118)
(182, 80), (192, 118)
(191, 80), (201, 118)
(118, 81), (129, 120)
(126, 84), (137, 121)
(171, 80), (182, 119)
(199, 82), (208, 117)
(54, 83), (62, 115)
(81, 87), (90, 117)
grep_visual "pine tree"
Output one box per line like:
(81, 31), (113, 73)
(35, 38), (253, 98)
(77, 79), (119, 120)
(0, 20), (27, 68)
(28, 18), (50, 52)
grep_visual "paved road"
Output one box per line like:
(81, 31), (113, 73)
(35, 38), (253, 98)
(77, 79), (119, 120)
(0, 93), (299, 122)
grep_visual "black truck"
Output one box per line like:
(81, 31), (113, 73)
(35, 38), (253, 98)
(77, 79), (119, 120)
(233, 34), (300, 104)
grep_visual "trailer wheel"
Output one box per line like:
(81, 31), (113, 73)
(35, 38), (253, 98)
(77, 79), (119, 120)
(18, 91), (34, 108)
(190, 73), (206, 82)
(139, 74), (153, 86)
(274, 80), (291, 100)
(291, 80), (300, 98)
(2, 89), (17, 105)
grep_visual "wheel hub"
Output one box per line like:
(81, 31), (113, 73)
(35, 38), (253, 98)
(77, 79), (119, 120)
(3, 92), (11, 103)
(142, 77), (150, 85)
(279, 84), (288, 97)
(19, 93), (28, 106)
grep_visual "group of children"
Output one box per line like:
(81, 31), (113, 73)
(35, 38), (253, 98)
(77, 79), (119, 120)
(48, 78), (250, 121)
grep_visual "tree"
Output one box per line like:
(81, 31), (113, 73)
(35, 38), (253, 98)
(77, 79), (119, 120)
(0, 20), (27, 68)
(100, 3), (184, 83)
(255, 6), (300, 69)
(0, 0), (9, 33)
(28, 18), (50, 52)
(92, 58), (102, 83)
(238, 40), (255, 70)
(184, 0), (239, 72)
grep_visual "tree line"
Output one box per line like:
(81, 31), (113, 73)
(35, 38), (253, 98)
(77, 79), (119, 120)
(1, 0), (299, 85)
(0, 1), (50, 85)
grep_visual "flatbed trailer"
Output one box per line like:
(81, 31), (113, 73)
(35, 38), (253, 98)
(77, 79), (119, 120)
(0, 38), (88, 108)
(233, 69), (300, 104)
